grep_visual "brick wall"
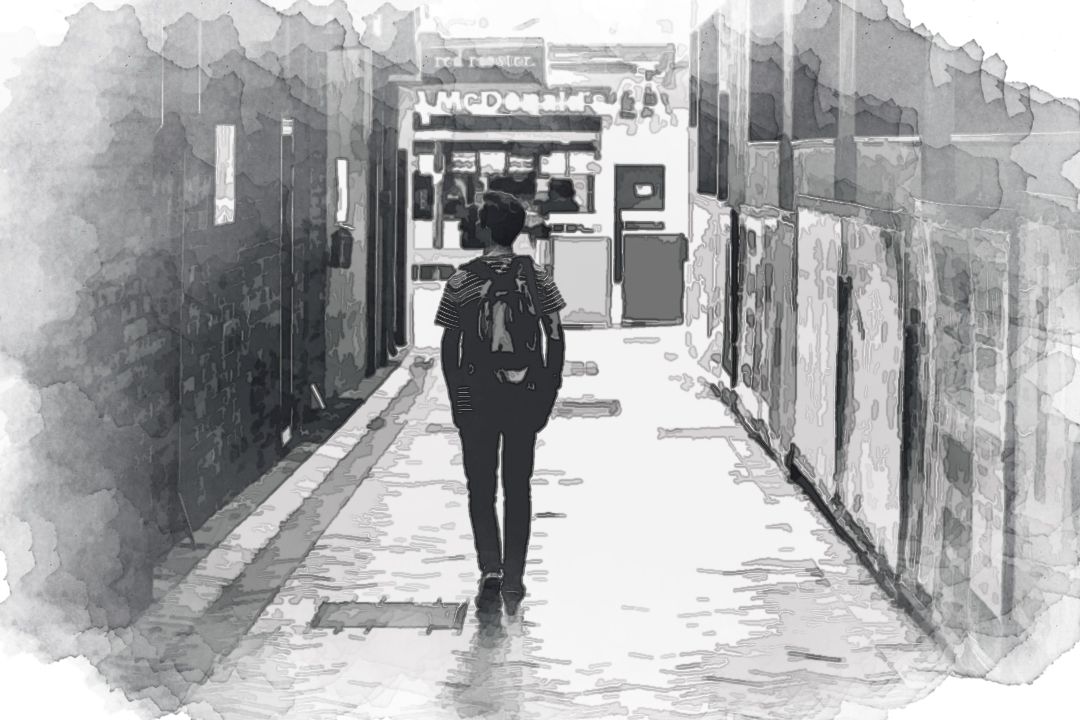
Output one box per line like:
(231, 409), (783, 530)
(0, 0), (360, 652)
(161, 11), (339, 528)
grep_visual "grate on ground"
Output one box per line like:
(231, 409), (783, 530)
(310, 599), (468, 634)
(552, 398), (621, 418)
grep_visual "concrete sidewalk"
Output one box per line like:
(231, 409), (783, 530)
(182, 327), (947, 720)
(101, 357), (426, 709)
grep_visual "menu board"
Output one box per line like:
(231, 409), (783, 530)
(568, 152), (597, 174)
(478, 151), (506, 175)
(508, 155), (534, 172)
(541, 153), (568, 176)
(451, 152), (477, 173)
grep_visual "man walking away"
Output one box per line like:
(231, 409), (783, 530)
(436, 191), (567, 615)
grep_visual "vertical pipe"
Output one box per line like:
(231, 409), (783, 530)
(374, 75), (387, 369)
(279, 132), (285, 413)
(381, 88), (398, 363)
(364, 66), (379, 377)
(178, 150), (187, 541)
(1001, 216), (1023, 615)
(160, 24), (164, 128)
(197, 21), (202, 115)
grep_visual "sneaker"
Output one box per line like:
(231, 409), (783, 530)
(501, 583), (526, 615)
(476, 572), (503, 612)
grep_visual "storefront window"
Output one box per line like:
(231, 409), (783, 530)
(442, 173), (482, 219)
(568, 152), (597, 174)
(488, 173), (536, 198)
(541, 153), (568, 176)
(451, 151), (477, 173)
(539, 175), (594, 214)
(413, 172), (434, 221)
(417, 153), (436, 175)
(479, 151), (506, 175)
(508, 155), (534, 173)
(537, 152), (595, 214)
(460, 202), (484, 250)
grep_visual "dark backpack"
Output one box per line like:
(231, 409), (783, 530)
(460, 256), (545, 386)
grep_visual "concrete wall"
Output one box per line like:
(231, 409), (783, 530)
(687, 0), (1080, 680)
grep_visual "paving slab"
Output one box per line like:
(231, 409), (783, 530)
(185, 328), (947, 720)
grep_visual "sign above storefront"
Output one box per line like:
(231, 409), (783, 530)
(420, 36), (546, 86)
(414, 89), (618, 125)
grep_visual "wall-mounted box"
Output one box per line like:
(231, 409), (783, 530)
(330, 225), (354, 268)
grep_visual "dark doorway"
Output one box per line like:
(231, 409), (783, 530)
(395, 149), (409, 348)
(722, 209), (741, 385)
(365, 107), (380, 377)
(378, 94), (401, 366)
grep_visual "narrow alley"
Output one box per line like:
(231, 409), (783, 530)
(122, 328), (941, 719)
(5, 1), (1080, 718)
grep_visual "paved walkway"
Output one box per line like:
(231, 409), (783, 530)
(185, 327), (946, 720)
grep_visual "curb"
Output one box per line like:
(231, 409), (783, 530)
(155, 354), (420, 617)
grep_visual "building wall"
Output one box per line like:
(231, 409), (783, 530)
(406, 46), (692, 329)
(0, 0), (365, 655)
(686, 0), (1080, 680)
(0, 3), (179, 652)
(161, 10), (339, 530)
(325, 47), (375, 395)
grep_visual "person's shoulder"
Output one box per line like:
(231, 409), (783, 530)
(446, 268), (472, 292)
(514, 254), (542, 270)
(528, 259), (555, 283)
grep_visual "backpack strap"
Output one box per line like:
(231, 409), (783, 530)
(461, 258), (496, 281)
(514, 256), (545, 317)
(515, 257), (551, 374)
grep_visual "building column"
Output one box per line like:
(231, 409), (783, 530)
(725, 0), (752, 208)
(921, 37), (957, 204)
(779, 0), (796, 211)
(835, 0), (858, 203)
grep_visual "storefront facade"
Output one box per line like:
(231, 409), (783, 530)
(401, 36), (691, 341)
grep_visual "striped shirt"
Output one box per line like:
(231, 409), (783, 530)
(435, 254), (566, 331)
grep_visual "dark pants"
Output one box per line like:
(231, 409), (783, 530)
(459, 420), (537, 590)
